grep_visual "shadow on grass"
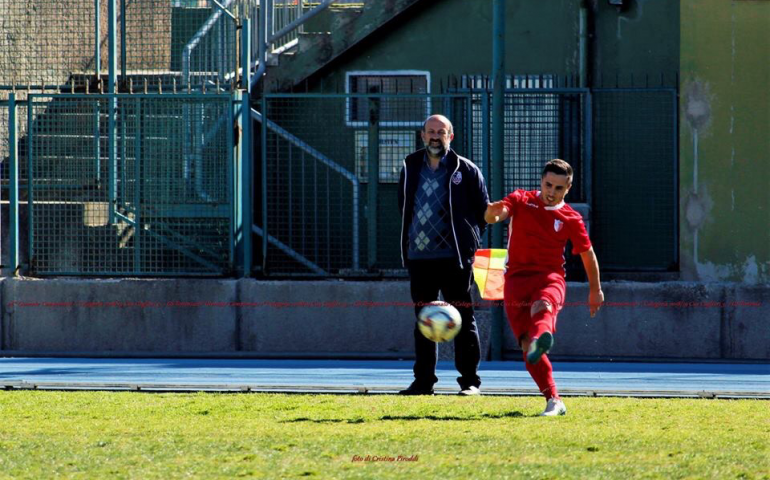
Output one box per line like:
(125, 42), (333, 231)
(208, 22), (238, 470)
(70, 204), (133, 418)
(282, 417), (365, 424)
(380, 411), (526, 421)
(282, 411), (526, 423)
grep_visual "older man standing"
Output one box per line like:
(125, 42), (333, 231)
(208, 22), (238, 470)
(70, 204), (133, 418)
(397, 114), (490, 396)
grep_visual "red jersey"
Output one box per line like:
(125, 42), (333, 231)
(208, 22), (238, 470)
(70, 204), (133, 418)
(502, 190), (592, 277)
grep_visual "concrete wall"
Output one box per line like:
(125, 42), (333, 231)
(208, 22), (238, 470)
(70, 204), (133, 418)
(680, 0), (770, 283)
(1, 279), (767, 361)
(0, 0), (173, 93)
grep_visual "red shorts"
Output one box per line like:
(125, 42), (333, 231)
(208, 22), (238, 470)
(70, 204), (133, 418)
(503, 272), (566, 341)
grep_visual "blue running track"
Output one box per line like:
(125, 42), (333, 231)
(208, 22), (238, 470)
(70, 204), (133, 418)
(0, 358), (767, 399)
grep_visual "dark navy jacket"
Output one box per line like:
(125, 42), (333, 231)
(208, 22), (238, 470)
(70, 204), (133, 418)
(398, 148), (490, 269)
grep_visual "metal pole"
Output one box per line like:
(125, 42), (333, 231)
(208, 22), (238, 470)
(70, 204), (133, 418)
(490, 0), (506, 361)
(481, 92), (490, 247)
(579, 4), (587, 88)
(241, 18), (252, 93)
(134, 98), (142, 273)
(367, 97), (380, 270)
(251, 0), (268, 90)
(108, 0), (118, 223)
(27, 101), (34, 271)
(261, 96), (268, 272)
(121, 0), (127, 81)
(242, 91), (253, 277)
(95, 0), (101, 76)
(241, 19), (253, 276)
(9, 93), (19, 273)
(233, 91), (243, 273)
(266, 0), (274, 54)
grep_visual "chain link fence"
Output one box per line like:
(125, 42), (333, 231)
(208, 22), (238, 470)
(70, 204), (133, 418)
(592, 89), (678, 271)
(0, 0), (99, 91)
(23, 93), (234, 275)
(0, 0), (244, 94)
(259, 88), (676, 277)
(258, 91), (597, 277)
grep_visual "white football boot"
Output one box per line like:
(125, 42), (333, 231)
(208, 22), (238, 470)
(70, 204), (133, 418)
(540, 398), (567, 416)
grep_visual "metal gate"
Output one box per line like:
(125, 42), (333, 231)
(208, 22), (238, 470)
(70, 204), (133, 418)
(256, 88), (677, 277)
(15, 93), (235, 275)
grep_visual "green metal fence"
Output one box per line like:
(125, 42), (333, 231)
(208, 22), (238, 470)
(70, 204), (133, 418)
(257, 91), (595, 276)
(592, 88), (678, 271)
(16, 93), (235, 275)
(257, 88), (676, 277)
(257, 94), (470, 276)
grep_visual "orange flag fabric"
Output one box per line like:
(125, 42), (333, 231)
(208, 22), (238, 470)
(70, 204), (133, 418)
(472, 249), (507, 300)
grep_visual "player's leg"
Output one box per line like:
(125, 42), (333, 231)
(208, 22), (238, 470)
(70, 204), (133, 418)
(523, 273), (567, 415)
(525, 273), (565, 364)
(440, 261), (481, 395)
(525, 299), (556, 364)
(505, 277), (562, 412)
(401, 259), (441, 394)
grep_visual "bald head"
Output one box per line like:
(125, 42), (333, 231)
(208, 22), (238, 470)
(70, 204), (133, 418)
(421, 114), (454, 159)
(423, 115), (453, 135)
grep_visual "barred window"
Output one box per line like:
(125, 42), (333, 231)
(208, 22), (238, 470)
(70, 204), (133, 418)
(354, 130), (421, 183)
(346, 71), (430, 127)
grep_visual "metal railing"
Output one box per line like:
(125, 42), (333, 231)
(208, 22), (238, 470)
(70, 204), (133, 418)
(181, 0), (239, 91)
(250, 0), (337, 87)
(256, 93), (474, 276)
(255, 88), (677, 277)
(5, 93), (237, 276)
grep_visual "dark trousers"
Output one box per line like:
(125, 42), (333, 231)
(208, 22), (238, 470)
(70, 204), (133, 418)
(407, 258), (481, 389)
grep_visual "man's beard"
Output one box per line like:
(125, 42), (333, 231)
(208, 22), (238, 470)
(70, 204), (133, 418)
(425, 141), (448, 157)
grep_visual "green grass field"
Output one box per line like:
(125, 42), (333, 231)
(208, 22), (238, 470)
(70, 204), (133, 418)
(0, 391), (767, 479)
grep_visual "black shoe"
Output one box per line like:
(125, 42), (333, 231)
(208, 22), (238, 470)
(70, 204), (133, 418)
(398, 383), (434, 395)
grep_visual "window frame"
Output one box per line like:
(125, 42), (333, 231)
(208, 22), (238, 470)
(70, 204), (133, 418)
(344, 70), (431, 128)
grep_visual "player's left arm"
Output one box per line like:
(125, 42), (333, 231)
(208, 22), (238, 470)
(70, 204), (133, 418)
(579, 247), (604, 317)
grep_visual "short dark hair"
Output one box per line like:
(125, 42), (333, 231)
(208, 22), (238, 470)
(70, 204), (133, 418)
(542, 159), (573, 182)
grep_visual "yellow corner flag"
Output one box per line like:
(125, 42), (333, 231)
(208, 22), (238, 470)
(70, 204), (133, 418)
(472, 249), (507, 300)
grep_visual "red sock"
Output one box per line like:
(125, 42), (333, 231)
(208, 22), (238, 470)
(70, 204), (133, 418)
(529, 306), (556, 340)
(523, 351), (559, 400)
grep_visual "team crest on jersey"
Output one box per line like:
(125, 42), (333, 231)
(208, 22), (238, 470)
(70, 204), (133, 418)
(451, 172), (462, 185)
(554, 219), (564, 232)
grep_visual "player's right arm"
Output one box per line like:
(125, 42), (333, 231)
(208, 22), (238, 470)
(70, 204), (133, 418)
(579, 247), (604, 317)
(484, 200), (510, 224)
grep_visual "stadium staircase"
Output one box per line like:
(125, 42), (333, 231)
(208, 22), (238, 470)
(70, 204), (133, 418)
(261, 0), (426, 91)
(17, 71), (231, 275)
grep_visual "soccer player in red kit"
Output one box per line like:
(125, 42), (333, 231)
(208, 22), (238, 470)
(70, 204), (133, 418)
(484, 159), (604, 416)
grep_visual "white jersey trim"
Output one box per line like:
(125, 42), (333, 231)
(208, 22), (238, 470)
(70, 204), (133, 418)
(536, 190), (566, 210)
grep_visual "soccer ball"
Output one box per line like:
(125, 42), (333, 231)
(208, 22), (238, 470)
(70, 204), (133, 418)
(417, 301), (462, 343)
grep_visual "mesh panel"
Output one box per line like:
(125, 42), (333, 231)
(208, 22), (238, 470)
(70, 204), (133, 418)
(471, 91), (586, 202)
(0, 100), (30, 185)
(261, 94), (472, 275)
(28, 94), (232, 275)
(0, 0), (240, 93)
(128, 0), (238, 91)
(592, 89), (677, 270)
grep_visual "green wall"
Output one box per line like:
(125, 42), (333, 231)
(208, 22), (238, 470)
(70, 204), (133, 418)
(680, 0), (770, 283)
(308, 0), (679, 91)
(592, 0), (680, 87)
(311, 0), (582, 91)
